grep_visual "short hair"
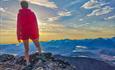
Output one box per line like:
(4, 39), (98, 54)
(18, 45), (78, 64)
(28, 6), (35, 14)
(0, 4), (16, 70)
(20, 1), (28, 8)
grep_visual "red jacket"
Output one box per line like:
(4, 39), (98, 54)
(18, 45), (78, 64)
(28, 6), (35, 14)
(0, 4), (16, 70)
(17, 8), (39, 40)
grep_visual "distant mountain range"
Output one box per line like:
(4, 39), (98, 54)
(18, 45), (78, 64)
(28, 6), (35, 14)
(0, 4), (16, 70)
(43, 37), (115, 49)
(0, 37), (115, 56)
(0, 37), (115, 47)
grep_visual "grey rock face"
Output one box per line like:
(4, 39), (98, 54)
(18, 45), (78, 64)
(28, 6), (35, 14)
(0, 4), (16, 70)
(0, 53), (75, 70)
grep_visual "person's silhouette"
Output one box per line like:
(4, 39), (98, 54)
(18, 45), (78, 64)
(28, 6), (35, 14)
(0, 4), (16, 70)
(17, 1), (41, 65)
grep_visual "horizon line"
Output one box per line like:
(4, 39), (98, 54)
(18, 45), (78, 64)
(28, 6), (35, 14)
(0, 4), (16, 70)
(0, 36), (114, 44)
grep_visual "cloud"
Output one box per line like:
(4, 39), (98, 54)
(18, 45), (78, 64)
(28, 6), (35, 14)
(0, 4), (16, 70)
(76, 23), (90, 28)
(65, 0), (81, 8)
(47, 10), (72, 22)
(47, 16), (60, 22)
(39, 22), (65, 33)
(68, 23), (90, 28)
(58, 11), (71, 16)
(104, 15), (115, 20)
(87, 6), (113, 16)
(81, 0), (109, 9)
(79, 18), (83, 21)
(81, 0), (112, 16)
(0, 7), (6, 12)
(81, 0), (99, 9)
(26, 0), (58, 9)
(3, 0), (9, 1)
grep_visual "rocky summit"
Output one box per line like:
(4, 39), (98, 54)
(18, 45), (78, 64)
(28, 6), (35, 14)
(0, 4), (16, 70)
(0, 53), (115, 70)
(0, 53), (75, 70)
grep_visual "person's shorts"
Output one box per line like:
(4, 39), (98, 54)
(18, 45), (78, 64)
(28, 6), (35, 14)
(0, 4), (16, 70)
(21, 34), (39, 40)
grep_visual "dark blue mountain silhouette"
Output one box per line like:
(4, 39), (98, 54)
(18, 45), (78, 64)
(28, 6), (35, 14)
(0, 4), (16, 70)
(42, 37), (115, 49)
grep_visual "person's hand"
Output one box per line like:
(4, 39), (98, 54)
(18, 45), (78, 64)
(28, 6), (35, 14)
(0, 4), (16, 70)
(17, 32), (21, 43)
(17, 34), (21, 43)
(16, 39), (21, 47)
(18, 40), (21, 43)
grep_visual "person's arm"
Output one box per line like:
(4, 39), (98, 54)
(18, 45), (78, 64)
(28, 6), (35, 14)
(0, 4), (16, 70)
(31, 12), (39, 32)
(17, 13), (21, 42)
(32, 12), (38, 27)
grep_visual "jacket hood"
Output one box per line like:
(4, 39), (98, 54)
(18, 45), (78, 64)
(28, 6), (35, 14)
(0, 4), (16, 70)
(18, 8), (32, 15)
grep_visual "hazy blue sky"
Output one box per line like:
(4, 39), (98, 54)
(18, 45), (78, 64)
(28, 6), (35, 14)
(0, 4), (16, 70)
(0, 0), (115, 43)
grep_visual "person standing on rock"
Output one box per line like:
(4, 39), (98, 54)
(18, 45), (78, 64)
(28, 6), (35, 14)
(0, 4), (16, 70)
(17, 1), (42, 65)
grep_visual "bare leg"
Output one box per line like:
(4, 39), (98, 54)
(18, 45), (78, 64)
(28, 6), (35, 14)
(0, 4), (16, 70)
(23, 40), (30, 64)
(32, 38), (42, 54)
